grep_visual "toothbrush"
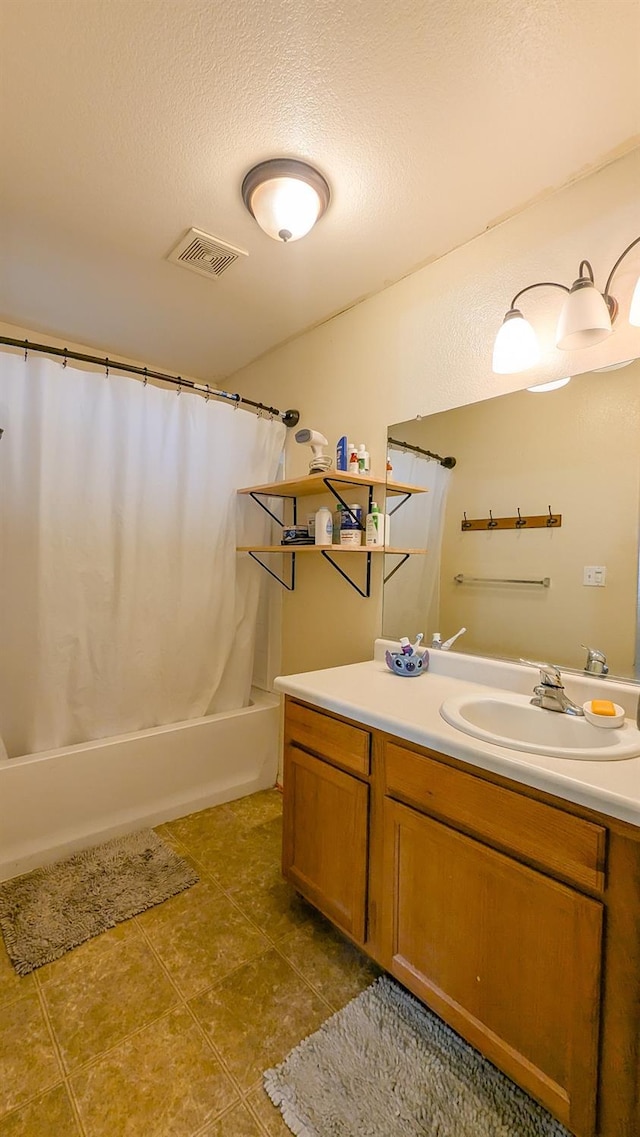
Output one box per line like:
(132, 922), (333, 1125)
(441, 627), (466, 651)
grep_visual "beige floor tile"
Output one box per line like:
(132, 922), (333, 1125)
(40, 932), (178, 1071)
(225, 789), (282, 829)
(137, 879), (270, 999)
(245, 1087), (291, 1136)
(0, 993), (62, 1118)
(164, 804), (242, 860)
(190, 948), (329, 1092)
(36, 918), (141, 985)
(72, 1006), (237, 1137)
(278, 916), (380, 1010)
(199, 1101), (263, 1136)
(226, 874), (311, 942)
(0, 1084), (80, 1137)
(0, 942), (33, 1011)
(194, 818), (283, 890)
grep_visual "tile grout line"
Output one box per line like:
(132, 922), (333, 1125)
(134, 918), (272, 1136)
(162, 819), (345, 1014)
(32, 971), (89, 1137)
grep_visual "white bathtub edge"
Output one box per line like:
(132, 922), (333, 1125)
(0, 690), (282, 882)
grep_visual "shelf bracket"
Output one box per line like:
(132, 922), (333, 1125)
(249, 491), (296, 527)
(321, 550), (372, 597)
(322, 477), (372, 530)
(248, 550), (296, 591)
(383, 553), (411, 584)
(387, 492), (412, 517)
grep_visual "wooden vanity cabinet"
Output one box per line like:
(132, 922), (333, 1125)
(281, 700), (371, 943)
(382, 797), (602, 1135)
(281, 696), (640, 1137)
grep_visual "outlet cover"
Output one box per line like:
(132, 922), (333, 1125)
(583, 565), (606, 586)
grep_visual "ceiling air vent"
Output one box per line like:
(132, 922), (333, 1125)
(167, 228), (248, 280)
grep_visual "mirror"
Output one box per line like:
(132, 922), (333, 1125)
(383, 360), (640, 680)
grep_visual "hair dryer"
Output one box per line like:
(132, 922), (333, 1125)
(294, 428), (332, 472)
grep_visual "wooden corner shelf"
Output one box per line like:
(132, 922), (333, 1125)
(237, 472), (428, 595)
(237, 472), (427, 499)
(236, 545), (426, 554)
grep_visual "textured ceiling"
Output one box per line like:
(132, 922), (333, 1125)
(1, 0), (639, 381)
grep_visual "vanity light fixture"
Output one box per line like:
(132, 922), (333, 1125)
(526, 377), (571, 394)
(493, 235), (640, 374)
(241, 158), (330, 243)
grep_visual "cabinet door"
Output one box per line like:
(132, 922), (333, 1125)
(283, 743), (369, 943)
(382, 799), (602, 1137)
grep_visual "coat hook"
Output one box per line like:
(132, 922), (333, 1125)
(62, 348), (68, 368)
(462, 511), (471, 530)
(176, 376), (182, 396)
(205, 384), (210, 402)
(488, 509), (498, 529)
(105, 357), (109, 378)
(546, 505), (558, 526)
(516, 506), (527, 528)
(23, 339), (29, 362)
(143, 367), (148, 387)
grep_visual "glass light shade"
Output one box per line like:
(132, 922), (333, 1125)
(629, 274), (640, 327)
(492, 310), (540, 374)
(556, 281), (612, 350)
(526, 377), (571, 393)
(248, 176), (322, 242)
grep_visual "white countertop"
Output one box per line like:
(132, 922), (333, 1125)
(274, 645), (640, 827)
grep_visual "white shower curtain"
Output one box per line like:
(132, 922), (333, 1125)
(382, 450), (451, 640)
(0, 351), (285, 757)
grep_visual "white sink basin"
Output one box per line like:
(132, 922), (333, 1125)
(440, 691), (640, 761)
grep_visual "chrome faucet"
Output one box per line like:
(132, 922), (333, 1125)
(582, 645), (608, 676)
(524, 661), (585, 716)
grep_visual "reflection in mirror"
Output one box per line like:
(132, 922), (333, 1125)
(384, 361), (640, 681)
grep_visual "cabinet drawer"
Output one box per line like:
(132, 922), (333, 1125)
(384, 742), (606, 892)
(286, 700), (370, 777)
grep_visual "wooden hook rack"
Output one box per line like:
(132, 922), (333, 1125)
(461, 507), (561, 532)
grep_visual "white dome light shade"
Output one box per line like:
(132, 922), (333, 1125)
(526, 377), (571, 393)
(556, 280), (612, 350)
(629, 274), (640, 327)
(492, 309), (540, 374)
(249, 177), (321, 242)
(242, 159), (330, 243)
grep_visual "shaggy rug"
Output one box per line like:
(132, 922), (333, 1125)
(264, 976), (571, 1137)
(0, 829), (198, 974)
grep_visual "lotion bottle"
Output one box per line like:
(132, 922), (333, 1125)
(357, 444), (370, 475)
(365, 501), (385, 546)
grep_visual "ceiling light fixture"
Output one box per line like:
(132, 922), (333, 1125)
(492, 235), (640, 374)
(241, 158), (330, 243)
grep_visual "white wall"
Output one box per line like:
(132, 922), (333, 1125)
(231, 150), (640, 676)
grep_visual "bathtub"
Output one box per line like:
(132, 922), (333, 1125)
(0, 688), (281, 882)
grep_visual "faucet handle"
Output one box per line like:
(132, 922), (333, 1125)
(520, 659), (563, 687)
(581, 645), (609, 675)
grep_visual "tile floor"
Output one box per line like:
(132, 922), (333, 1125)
(0, 789), (380, 1136)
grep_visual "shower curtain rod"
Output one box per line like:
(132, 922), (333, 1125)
(387, 436), (456, 468)
(0, 337), (300, 427)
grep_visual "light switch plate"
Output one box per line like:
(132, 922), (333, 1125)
(583, 565), (606, 586)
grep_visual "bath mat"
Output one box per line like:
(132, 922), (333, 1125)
(0, 829), (198, 975)
(264, 975), (571, 1137)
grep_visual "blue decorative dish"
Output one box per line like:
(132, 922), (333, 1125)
(385, 648), (429, 676)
